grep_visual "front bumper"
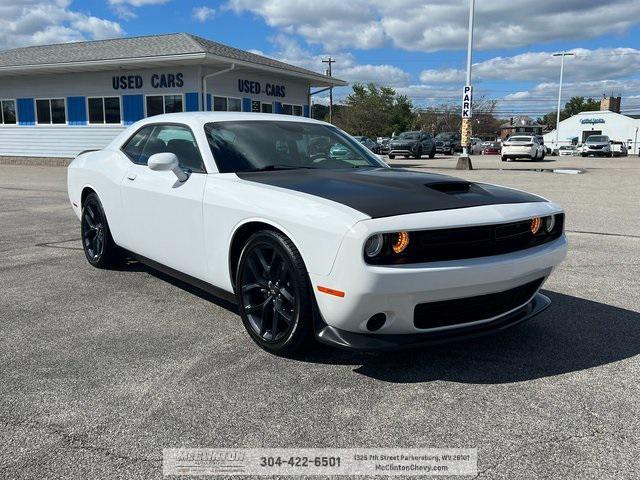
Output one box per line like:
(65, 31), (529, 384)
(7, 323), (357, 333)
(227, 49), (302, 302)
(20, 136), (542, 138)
(309, 202), (567, 340)
(316, 292), (550, 351)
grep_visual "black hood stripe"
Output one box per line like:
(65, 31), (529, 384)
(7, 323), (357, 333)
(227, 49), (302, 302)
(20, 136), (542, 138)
(237, 168), (544, 219)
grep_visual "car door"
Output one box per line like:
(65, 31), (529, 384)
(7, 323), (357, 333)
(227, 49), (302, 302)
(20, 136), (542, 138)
(119, 123), (209, 280)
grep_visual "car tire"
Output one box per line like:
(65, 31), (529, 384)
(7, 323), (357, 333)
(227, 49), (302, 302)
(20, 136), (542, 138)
(235, 230), (313, 356)
(81, 192), (124, 269)
(388, 154), (395, 159)
(581, 153), (587, 157)
(429, 147), (436, 159)
(501, 156), (508, 162)
(414, 147), (422, 159)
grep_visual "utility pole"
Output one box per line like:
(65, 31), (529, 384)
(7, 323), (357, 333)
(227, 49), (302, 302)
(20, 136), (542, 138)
(322, 57), (335, 123)
(553, 52), (574, 153)
(457, 0), (475, 170)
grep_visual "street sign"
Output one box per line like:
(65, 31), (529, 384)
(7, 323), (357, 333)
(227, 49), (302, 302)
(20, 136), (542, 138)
(462, 85), (473, 118)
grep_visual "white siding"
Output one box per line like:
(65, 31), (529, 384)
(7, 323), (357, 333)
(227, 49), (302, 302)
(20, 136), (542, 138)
(0, 126), (124, 158)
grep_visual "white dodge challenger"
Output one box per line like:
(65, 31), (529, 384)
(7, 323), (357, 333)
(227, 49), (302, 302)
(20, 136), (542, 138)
(68, 112), (567, 354)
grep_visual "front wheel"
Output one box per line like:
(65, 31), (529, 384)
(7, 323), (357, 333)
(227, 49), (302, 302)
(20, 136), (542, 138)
(388, 154), (395, 159)
(81, 192), (123, 268)
(235, 230), (313, 355)
(429, 147), (436, 159)
(414, 147), (422, 159)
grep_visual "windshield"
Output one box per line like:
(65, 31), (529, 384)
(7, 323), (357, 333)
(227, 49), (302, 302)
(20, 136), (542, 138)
(396, 132), (420, 140)
(509, 136), (533, 142)
(204, 121), (386, 173)
(587, 136), (608, 143)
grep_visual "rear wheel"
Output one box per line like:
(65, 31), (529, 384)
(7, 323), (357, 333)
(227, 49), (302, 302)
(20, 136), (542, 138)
(81, 192), (123, 268)
(235, 230), (313, 355)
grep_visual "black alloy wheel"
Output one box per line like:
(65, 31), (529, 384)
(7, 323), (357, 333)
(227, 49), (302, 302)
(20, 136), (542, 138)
(414, 147), (422, 159)
(81, 192), (122, 268)
(236, 230), (313, 354)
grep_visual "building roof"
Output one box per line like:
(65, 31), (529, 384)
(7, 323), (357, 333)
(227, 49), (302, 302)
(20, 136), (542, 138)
(0, 33), (346, 86)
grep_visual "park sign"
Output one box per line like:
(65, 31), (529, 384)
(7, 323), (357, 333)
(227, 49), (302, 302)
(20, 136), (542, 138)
(462, 85), (473, 118)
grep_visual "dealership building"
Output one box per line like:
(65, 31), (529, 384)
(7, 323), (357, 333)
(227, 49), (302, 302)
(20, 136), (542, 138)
(543, 105), (640, 155)
(0, 33), (346, 158)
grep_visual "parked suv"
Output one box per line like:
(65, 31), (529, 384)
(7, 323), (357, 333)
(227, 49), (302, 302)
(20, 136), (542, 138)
(435, 132), (462, 155)
(388, 131), (436, 159)
(581, 135), (612, 157)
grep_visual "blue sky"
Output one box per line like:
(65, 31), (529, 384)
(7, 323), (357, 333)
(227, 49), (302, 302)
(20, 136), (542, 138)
(3, 1), (640, 118)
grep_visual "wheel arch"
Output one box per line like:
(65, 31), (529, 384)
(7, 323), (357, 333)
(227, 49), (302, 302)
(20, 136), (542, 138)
(227, 219), (306, 291)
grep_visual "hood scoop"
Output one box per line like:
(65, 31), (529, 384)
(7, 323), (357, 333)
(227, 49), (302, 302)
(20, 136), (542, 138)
(426, 181), (471, 194)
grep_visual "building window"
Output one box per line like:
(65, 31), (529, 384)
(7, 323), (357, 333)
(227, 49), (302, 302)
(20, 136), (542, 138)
(261, 102), (273, 114)
(213, 96), (242, 112)
(213, 96), (227, 112)
(228, 98), (242, 112)
(293, 105), (303, 117)
(88, 97), (121, 124)
(0, 100), (16, 124)
(36, 98), (66, 124)
(281, 104), (293, 115)
(146, 95), (183, 117)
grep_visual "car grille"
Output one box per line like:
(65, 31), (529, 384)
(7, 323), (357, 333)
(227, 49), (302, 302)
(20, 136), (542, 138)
(365, 214), (564, 265)
(588, 145), (603, 149)
(413, 277), (544, 329)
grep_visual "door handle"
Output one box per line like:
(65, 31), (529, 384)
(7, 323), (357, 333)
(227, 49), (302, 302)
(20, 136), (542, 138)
(127, 173), (137, 181)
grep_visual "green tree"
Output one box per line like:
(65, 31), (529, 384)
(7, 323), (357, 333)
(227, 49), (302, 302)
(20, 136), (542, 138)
(332, 83), (415, 138)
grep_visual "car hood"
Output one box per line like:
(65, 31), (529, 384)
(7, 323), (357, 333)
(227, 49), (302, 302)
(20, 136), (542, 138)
(236, 168), (544, 219)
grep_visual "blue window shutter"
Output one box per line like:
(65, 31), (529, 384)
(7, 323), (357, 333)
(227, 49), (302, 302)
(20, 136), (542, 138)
(122, 95), (144, 125)
(17, 98), (35, 125)
(67, 96), (87, 125)
(185, 92), (199, 112)
(303, 105), (310, 118)
(206, 94), (212, 111)
(242, 98), (251, 112)
(275, 102), (283, 114)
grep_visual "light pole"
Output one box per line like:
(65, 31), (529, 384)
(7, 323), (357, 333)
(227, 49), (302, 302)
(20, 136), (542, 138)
(457, 0), (475, 170)
(322, 57), (335, 123)
(553, 52), (574, 153)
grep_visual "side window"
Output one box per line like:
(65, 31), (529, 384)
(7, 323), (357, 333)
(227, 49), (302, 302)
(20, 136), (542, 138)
(122, 126), (154, 164)
(146, 124), (206, 173)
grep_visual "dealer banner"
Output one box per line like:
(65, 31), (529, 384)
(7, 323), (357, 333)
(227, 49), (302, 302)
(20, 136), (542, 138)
(163, 448), (477, 476)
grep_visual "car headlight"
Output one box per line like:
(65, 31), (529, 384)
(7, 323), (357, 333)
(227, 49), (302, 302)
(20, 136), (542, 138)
(545, 215), (556, 233)
(391, 231), (410, 254)
(530, 217), (542, 235)
(364, 231), (411, 258)
(364, 234), (384, 258)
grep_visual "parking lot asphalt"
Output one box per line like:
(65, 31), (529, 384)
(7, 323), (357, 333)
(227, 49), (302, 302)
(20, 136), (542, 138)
(1, 156), (639, 479)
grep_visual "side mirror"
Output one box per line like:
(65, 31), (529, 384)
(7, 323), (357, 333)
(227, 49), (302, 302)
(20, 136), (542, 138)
(148, 152), (188, 182)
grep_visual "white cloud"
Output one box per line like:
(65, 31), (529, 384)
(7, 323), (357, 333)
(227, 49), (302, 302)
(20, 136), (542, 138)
(108, 0), (169, 5)
(226, 0), (640, 52)
(421, 48), (640, 84)
(0, 0), (124, 49)
(192, 6), (216, 22)
(108, 0), (169, 20)
(263, 34), (410, 87)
